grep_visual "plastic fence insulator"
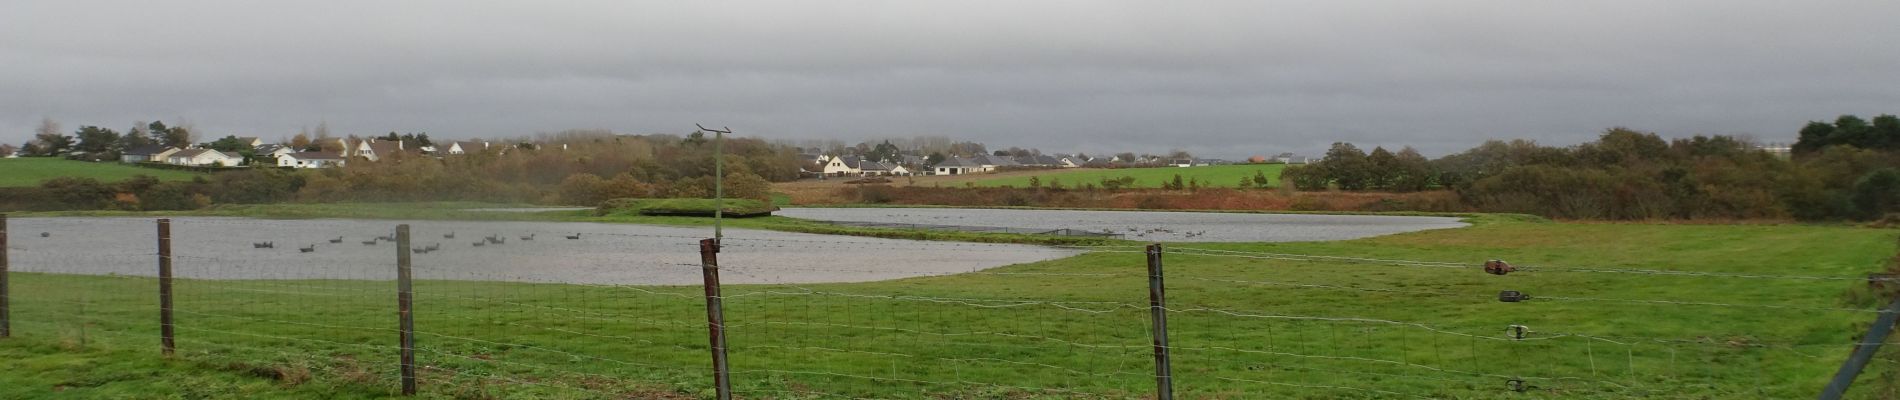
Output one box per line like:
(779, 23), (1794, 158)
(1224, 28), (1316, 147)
(1506, 324), (1529, 340)
(1498, 290), (1531, 303)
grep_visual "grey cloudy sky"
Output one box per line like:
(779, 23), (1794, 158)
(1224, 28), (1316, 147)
(5, 1), (1899, 158)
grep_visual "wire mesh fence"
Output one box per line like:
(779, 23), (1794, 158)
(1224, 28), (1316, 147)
(0, 214), (1896, 398)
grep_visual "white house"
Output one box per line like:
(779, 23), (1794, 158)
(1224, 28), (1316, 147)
(821, 155), (862, 176)
(236, 137), (265, 148)
(121, 145), (180, 163)
(859, 161), (912, 176)
(362, 140), (407, 161)
(933, 157), (985, 175)
(167, 149), (241, 167)
(278, 152), (345, 168)
(253, 144), (294, 159)
(446, 141), (490, 155)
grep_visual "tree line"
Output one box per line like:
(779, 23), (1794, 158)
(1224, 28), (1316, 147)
(17, 119), (197, 160)
(1282, 114), (1900, 220)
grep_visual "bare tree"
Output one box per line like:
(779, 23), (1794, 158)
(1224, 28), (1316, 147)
(35, 117), (61, 139)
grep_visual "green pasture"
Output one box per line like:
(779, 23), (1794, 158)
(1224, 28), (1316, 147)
(0, 158), (204, 187)
(3, 214), (1896, 398)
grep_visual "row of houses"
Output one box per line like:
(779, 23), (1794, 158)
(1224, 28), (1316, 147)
(117, 137), (515, 169)
(119, 137), (272, 167)
(810, 153), (1087, 177)
(276, 139), (509, 168)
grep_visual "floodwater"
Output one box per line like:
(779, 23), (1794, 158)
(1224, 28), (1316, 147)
(777, 207), (1468, 242)
(3, 217), (1079, 284)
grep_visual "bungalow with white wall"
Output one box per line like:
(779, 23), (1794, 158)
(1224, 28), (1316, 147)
(278, 152), (345, 168)
(821, 155), (862, 177)
(933, 157), (985, 175)
(859, 161), (911, 176)
(121, 145), (180, 163)
(167, 149), (242, 167)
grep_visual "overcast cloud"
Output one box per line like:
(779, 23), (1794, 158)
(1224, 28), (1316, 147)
(4, 1), (1898, 157)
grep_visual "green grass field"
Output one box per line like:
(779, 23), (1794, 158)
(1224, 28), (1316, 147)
(2, 213), (1897, 398)
(0, 157), (204, 187)
(969, 164), (1288, 189)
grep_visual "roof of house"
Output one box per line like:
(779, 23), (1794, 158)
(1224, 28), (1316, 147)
(833, 155), (863, 169)
(255, 144), (286, 153)
(285, 151), (344, 160)
(936, 157), (984, 167)
(860, 161), (894, 171)
(366, 140), (405, 158)
(170, 149), (213, 158)
(973, 154), (1018, 167)
(237, 136), (260, 144)
(1015, 155), (1062, 166)
(124, 144), (177, 156)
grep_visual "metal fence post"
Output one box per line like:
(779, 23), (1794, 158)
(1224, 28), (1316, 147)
(396, 224), (416, 396)
(1146, 243), (1174, 400)
(157, 218), (174, 355)
(700, 238), (732, 400)
(1, 213), (10, 339)
(1817, 296), (1900, 400)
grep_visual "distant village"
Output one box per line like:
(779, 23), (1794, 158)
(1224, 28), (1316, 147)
(801, 150), (1314, 178)
(4, 121), (1322, 177)
(111, 136), (521, 169)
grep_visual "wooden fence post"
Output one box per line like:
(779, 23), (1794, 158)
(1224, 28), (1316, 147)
(396, 224), (416, 396)
(1, 213), (10, 339)
(1147, 243), (1174, 400)
(700, 238), (732, 400)
(157, 218), (174, 355)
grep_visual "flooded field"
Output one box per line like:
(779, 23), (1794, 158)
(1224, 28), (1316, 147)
(778, 207), (1468, 242)
(3, 217), (1079, 284)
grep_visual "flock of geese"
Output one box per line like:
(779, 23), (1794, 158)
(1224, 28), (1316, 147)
(254, 231), (585, 254)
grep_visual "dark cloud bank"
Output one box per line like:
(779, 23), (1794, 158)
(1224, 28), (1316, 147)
(4, 1), (1898, 158)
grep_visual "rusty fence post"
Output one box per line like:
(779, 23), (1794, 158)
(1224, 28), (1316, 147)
(700, 238), (732, 400)
(1, 213), (10, 339)
(396, 224), (416, 396)
(1146, 243), (1174, 400)
(157, 218), (174, 355)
